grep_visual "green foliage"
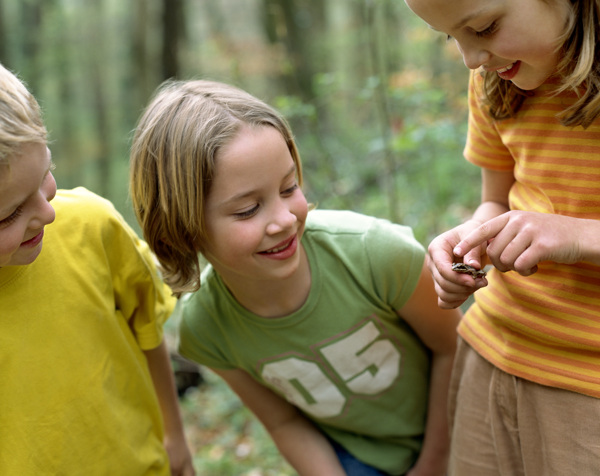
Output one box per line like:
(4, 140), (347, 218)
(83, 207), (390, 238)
(272, 69), (477, 246)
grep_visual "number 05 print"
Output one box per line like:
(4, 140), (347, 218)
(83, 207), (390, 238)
(261, 321), (401, 418)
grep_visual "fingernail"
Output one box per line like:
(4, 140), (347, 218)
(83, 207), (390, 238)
(453, 246), (462, 256)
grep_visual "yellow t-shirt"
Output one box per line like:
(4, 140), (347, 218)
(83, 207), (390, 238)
(461, 72), (600, 398)
(0, 188), (175, 474)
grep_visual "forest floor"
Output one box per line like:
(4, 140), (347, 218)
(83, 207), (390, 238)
(179, 368), (295, 476)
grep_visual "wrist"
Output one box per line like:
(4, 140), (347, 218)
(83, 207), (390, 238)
(577, 218), (600, 265)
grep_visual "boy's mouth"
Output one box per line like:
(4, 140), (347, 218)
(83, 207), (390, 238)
(21, 230), (44, 247)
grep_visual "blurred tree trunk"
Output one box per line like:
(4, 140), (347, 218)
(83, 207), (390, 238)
(88, 0), (110, 197)
(130, 0), (154, 120)
(92, 73), (110, 197)
(203, 0), (242, 82)
(364, 0), (399, 222)
(161, 0), (185, 80)
(0, 0), (8, 65)
(382, 0), (404, 77)
(20, 0), (42, 94)
(277, 0), (314, 100)
(264, 0), (326, 102)
(49, 0), (80, 190)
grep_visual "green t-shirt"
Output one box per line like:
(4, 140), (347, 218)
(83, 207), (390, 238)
(179, 210), (428, 475)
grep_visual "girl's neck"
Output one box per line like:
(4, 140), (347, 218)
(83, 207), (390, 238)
(222, 245), (311, 319)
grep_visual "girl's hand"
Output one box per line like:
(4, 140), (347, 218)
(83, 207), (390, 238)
(165, 435), (196, 476)
(454, 211), (586, 275)
(427, 220), (488, 309)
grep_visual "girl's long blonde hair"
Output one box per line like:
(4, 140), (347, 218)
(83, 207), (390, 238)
(483, 0), (600, 127)
(130, 80), (303, 296)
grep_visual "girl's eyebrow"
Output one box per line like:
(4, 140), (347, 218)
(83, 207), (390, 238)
(453, 7), (491, 30)
(283, 163), (297, 178)
(222, 164), (297, 206)
(426, 7), (490, 32)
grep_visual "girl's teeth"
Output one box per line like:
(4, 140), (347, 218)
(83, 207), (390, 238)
(265, 243), (288, 253)
(498, 63), (515, 73)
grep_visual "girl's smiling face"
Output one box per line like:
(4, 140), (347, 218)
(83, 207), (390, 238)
(405, 0), (571, 90)
(0, 142), (56, 267)
(202, 125), (308, 288)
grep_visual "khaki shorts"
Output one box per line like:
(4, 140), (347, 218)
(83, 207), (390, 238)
(449, 337), (600, 476)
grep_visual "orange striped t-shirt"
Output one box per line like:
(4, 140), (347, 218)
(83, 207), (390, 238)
(460, 72), (600, 398)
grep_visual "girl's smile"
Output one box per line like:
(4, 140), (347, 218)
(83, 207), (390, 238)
(259, 234), (298, 259)
(405, 0), (571, 90)
(494, 61), (520, 80)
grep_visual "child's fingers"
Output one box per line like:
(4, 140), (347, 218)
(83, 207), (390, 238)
(435, 285), (479, 309)
(453, 215), (507, 260)
(430, 264), (486, 309)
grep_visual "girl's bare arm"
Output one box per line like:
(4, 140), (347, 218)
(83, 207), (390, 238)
(211, 367), (346, 476)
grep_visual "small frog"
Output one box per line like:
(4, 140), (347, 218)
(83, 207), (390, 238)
(451, 262), (487, 279)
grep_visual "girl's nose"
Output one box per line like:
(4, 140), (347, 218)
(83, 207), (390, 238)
(457, 40), (491, 70)
(266, 200), (296, 235)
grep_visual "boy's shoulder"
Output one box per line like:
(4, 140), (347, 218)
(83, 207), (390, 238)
(49, 187), (132, 243)
(54, 187), (114, 209)
(52, 187), (120, 220)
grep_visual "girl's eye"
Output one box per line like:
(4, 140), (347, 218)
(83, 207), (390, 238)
(475, 21), (498, 38)
(234, 204), (259, 219)
(0, 206), (23, 227)
(282, 183), (299, 195)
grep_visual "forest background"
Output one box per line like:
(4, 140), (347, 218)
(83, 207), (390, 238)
(2, 0), (478, 474)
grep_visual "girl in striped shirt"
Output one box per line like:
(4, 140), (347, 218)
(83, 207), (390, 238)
(405, 0), (600, 474)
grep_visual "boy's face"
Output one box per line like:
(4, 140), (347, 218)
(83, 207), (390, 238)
(0, 143), (56, 267)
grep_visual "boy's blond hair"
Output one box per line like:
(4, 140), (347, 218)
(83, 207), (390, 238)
(482, 0), (600, 127)
(0, 63), (47, 162)
(130, 80), (304, 296)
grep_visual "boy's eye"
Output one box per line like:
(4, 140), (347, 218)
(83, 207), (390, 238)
(0, 206), (23, 227)
(234, 204), (259, 219)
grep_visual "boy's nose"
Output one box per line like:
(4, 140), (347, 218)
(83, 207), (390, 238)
(30, 173), (57, 229)
(31, 199), (56, 229)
